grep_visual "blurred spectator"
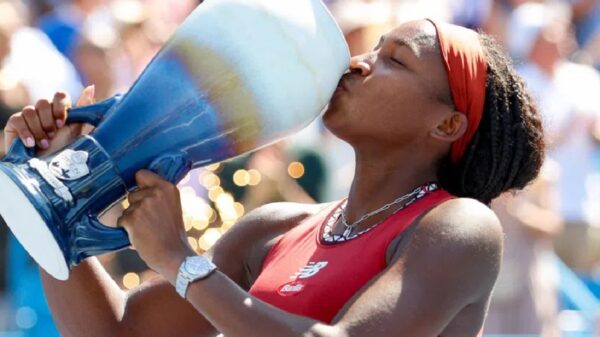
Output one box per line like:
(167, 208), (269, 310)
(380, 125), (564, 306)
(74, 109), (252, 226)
(37, 0), (111, 61)
(450, 0), (493, 29)
(0, 1), (29, 157)
(508, 2), (600, 274)
(144, 0), (197, 35)
(486, 160), (563, 337)
(570, 0), (600, 70)
(3, 0), (82, 100)
(111, 1), (166, 92)
(0, 0), (27, 303)
(571, 0), (600, 47)
(73, 36), (114, 100)
(0, 2), (25, 128)
(20, 0), (53, 22)
(327, 0), (395, 55)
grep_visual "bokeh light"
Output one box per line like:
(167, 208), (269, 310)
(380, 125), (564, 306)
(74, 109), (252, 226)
(122, 272), (141, 290)
(206, 163), (221, 171)
(208, 186), (225, 202)
(248, 169), (262, 186)
(202, 173), (221, 189)
(288, 162), (305, 179)
(233, 169), (251, 187)
(187, 236), (199, 251)
(15, 307), (37, 330)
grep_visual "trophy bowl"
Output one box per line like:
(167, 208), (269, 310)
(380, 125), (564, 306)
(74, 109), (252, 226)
(0, 0), (349, 280)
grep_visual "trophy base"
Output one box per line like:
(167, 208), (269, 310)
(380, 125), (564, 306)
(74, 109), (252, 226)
(0, 167), (69, 280)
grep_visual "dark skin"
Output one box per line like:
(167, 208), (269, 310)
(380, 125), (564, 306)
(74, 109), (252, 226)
(4, 20), (502, 337)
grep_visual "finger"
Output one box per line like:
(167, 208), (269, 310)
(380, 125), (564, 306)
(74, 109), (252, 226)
(4, 113), (35, 148)
(22, 106), (50, 149)
(76, 85), (95, 107)
(116, 212), (130, 230)
(127, 188), (155, 206)
(52, 92), (71, 129)
(35, 99), (56, 138)
(117, 207), (140, 231)
(135, 170), (169, 188)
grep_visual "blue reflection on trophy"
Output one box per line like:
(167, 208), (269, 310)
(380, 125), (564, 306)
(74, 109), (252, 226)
(0, 0), (349, 280)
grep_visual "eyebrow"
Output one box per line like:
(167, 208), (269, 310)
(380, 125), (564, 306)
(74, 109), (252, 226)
(392, 38), (420, 57)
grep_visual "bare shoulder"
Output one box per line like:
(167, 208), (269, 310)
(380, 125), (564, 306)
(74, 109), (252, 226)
(417, 197), (503, 246)
(403, 197), (503, 299)
(206, 202), (333, 288)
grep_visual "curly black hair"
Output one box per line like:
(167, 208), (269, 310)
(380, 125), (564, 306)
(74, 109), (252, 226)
(437, 33), (545, 204)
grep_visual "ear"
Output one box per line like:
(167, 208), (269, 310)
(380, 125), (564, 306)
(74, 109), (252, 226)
(429, 112), (468, 142)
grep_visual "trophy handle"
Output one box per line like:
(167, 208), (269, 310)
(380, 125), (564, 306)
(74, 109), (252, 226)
(149, 153), (193, 184)
(70, 213), (130, 264)
(67, 94), (123, 126)
(2, 138), (35, 164)
(2, 94), (124, 164)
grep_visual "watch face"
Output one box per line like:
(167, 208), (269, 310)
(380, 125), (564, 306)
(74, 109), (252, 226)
(185, 257), (207, 274)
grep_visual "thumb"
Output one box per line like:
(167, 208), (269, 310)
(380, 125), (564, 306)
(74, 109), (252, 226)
(76, 85), (96, 107)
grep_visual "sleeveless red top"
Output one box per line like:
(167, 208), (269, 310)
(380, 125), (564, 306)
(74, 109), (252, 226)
(249, 188), (454, 323)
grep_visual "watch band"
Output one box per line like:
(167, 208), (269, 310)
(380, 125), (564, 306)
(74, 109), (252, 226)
(175, 255), (217, 298)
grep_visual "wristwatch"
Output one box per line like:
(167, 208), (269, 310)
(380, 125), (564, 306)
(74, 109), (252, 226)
(175, 255), (217, 298)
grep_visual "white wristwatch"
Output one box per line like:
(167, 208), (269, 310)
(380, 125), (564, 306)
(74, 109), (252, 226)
(175, 255), (217, 298)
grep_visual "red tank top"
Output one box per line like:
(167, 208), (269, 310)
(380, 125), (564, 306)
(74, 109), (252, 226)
(249, 188), (454, 323)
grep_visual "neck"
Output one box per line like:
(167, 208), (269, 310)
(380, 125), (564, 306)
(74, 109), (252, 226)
(345, 148), (438, 223)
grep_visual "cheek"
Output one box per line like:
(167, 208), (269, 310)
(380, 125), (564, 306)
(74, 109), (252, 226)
(366, 81), (425, 120)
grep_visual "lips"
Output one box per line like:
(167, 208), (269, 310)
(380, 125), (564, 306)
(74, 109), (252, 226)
(336, 75), (351, 92)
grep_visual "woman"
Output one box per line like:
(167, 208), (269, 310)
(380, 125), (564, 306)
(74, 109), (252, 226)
(3, 19), (544, 337)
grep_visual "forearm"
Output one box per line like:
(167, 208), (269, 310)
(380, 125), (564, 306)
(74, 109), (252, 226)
(41, 257), (126, 337)
(170, 270), (343, 337)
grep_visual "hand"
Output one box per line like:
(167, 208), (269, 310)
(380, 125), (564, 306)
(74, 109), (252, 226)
(118, 170), (195, 281)
(3, 85), (96, 156)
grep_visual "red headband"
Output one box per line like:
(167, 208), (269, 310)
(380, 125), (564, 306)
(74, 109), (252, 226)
(427, 19), (488, 163)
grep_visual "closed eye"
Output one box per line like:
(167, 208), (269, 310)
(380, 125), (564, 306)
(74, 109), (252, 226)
(390, 57), (404, 67)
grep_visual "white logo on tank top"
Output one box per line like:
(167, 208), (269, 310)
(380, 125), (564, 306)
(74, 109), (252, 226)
(291, 261), (328, 279)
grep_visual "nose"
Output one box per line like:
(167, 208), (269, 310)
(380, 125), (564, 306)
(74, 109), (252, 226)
(349, 54), (373, 76)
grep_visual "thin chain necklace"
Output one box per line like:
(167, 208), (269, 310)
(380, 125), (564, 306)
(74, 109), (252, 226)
(341, 185), (423, 233)
(322, 182), (438, 244)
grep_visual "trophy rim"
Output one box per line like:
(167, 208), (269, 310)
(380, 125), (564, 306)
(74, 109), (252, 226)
(0, 166), (69, 280)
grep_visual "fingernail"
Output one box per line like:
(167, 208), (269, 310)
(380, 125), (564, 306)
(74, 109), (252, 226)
(56, 119), (65, 128)
(48, 132), (56, 139)
(40, 139), (49, 149)
(59, 96), (70, 107)
(87, 85), (95, 100)
(25, 137), (35, 148)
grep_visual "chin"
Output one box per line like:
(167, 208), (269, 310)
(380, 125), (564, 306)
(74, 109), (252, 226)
(322, 107), (350, 140)
(322, 104), (340, 128)
(323, 92), (346, 116)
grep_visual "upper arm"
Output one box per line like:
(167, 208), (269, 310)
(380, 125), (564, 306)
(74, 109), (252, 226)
(327, 198), (502, 337)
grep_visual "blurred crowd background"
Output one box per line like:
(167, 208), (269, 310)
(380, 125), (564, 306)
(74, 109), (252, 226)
(0, 0), (599, 336)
